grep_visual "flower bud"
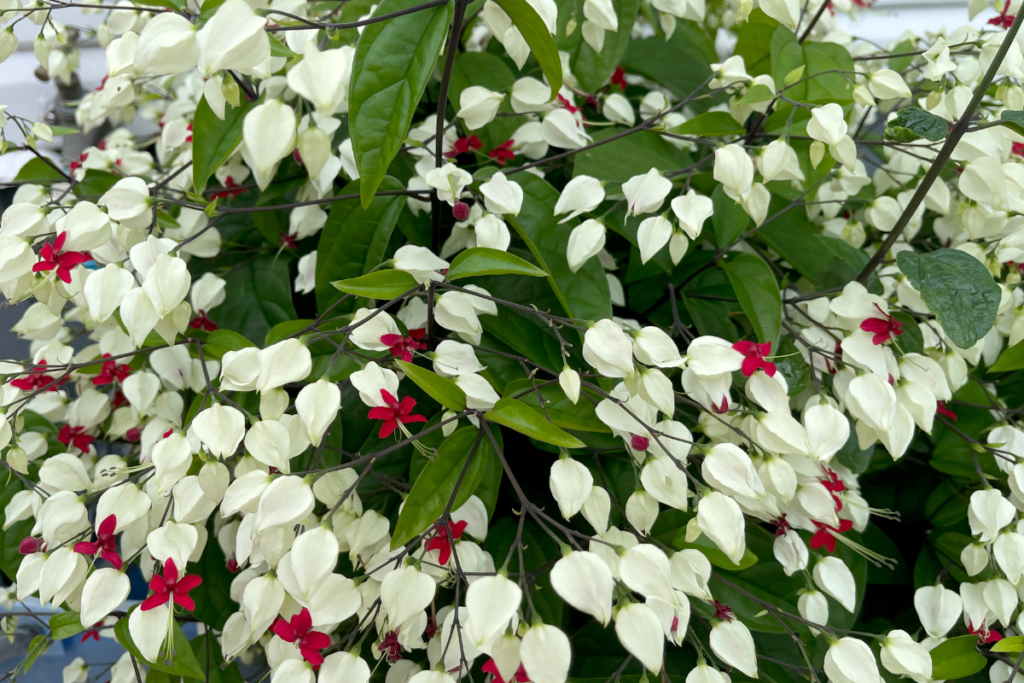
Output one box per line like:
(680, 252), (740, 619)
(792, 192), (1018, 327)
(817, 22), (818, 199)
(298, 125), (331, 180)
(257, 339), (312, 394)
(129, 603), (169, 662)
(134, 12), (198, 76)
(880, 629), (931, 682)
(555, 176), (605, 224)
(520, 624), (571, 683)
(824, 637), (878, 683)
(615, 603), (663, 672)
(380, 564), (435, 628)
(550, 457), (593, 519)
(709, 618), (757, 678)
(773, 530), (808, 576)
(583, 320), (634, 378)
(566, 219), (606, 273)
(296, 380), (341, 445)
(696, 492), (745, 564)
(814, 556), (856, 612)
(480, 173), (523, 216)
(255, 476), (315, 533)
(962, 542), (989, 576)
(196, 0), (269, 76)
(287, 45), (355, 116)
(914, 585), (962, 638)
(466, 572), (522, 647)
(625, 489), (659, 535)
(458, 86), (505, 130)
(243, 100), (297, 190)
(551, 551), (614, 625)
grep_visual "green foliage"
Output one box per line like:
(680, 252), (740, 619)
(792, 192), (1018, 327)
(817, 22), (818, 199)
(396, 360), (468, 412)
(930, 636), (987, 679)
(491, 0), (562, 98)
(556, 0), (639, 93)
(885, 107), (949, 142)
(48, 611), (85, 640)
(897, 249), (1001, 349)
(192, 95), (258, 194)
(446, 247), (547, 280)
(212, 254), (297, 344)
(722, 253), (782, 350)
(332, 269), (420, 300)
(348, 0), (452, 206)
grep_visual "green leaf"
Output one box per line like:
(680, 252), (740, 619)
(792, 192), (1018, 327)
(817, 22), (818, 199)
(620, 21), (717, 102)
(992, 340), (1024, 372)
(396, 361), (467, 412)
(885, 107), (949, 143)
(484, 397), (586, 448)
(315, 178), (407, 314)
(23, 634), (50, 672)
(192, 94), (258, 194)
(671, 111), (746, 137)
(391, 426), (490, 548)
(448, 52), (519, 152)
(508, 174), (611, 321)
(771, 26), (804, 95)
(504, 378), (610, 432)
(801, 40), (854, 104)
(492, 0), (562, 99)
(191, 632), (245, 683)
(738, 83), (775, 104)
(1001, 110), (1024, 137)
(14, 157), (66, 183)
(897, 249), (1001, 349)
(212, 254), (297, 344)
(929, 635), (986, 680)
(573, 128), (692, 183)
(722, 253), (781, 351)
(992, 636), (1024, 654)
(349, 0), (452, 206)
(115, 608), (206, 679)
(556, 0), (639, 93)
(331, 269), (420, 300)
(49, 611), (85, 640)
(447, 247), (546, 280)
(201, 330), (256, 360)
(773, 337), (810, 396)
(73, 169), (120, 198)
(734, 9), (779, 78)
(268, 33), (298, 58)
(711, 184), (750, 247)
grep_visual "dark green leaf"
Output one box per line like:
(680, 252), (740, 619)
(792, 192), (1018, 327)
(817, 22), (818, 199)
(49, 611), (85, 640)
(192, 94), (258, 194)
(890, 311), (924, 354)
(73, 170), (120, 198)
(722, 253), (781, 350)
(492, 0), (562, 98)
(711, 184), (750, 247)
(391, 427), (490, 548)
(620, 21), (717, 102)
(930, 635), (986, 680)
(573, 129), (691, 183)
(448, 52), (519, 152)
(509, 174), (611, 321)
(349, 0), (452, 206)
(897, 249), (1000, 349)
(773, 337), (810, 396)
(190, 632), (245, 683)
(212, 254), (297, 344)
(316, 178), (407, 314)
(992, 341), (1024, 372)
(201, 330), (256, 359)
(1001, 110), (1024, 137)
(447, 247), (546, 280)
(331, 269), (420, 300)
(556, 0), (639, 93)
(396, 361), (467, 412)
(484, 397), (586, 448)
(14, 158), (66, 183)
(114, 608), (206, 679)
(770, 26), (804, 96)
(671, 111), (746, 137)
(734, 9), (779, 78)
(884, 107), (949, 143)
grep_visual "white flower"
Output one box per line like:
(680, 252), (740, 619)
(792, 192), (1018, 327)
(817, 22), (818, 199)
(458, 86), (505, 130)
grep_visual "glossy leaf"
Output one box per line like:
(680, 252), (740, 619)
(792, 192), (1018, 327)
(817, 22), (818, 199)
(484, 397), (586, 448)
(212, 254), (297, 344)
(897, 249), (1001, 349)
(331, 269), (420, 300)
(992, 341), (1024, 372)
(316, 178), (407, 315)
(391, 426), (490, 548)
(49, 611), (85, 640)
(671, 111), (746, 137)
(722, 253), (782, 351)
(573, 129), (692, 183)
(556, 0), (639, 93)
(711, 184), (750, 247)
(192, 94), (257, 194)
(396, 360), (467, 412)
(929, 635), (986, 680)
(492, 0), (562, 98)
(348, 0), (452, 206)
(885, 107), (949, 143)
(447, 247), (546, 280)
(621, 21), (717, 102)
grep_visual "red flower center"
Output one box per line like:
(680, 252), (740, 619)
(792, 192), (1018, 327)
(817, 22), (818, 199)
(425, 519), (468, 565)
(378, 629), (403, 661)
(731, 340), (776, 377)
(630, 434), (650, 451)
(809, 519), (854, 554)
(611, 65), (627, 90)
(140, 558), (202, 612)
(712, 600), (734, 621)
(10, 359), (66, 392)
(189, 310), (219, 331)
(482, 659), (530, 683)
(380, 329), (427, 363)
(367, 389), (427, 439)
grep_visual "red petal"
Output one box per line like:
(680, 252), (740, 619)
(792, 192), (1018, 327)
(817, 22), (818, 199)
(450, 520), (469, 539)
(731, 340), (757, 355)
(380, 334), (404, 346)
(57, 268), (72, 284)
(300, 647), (325, 667)
(101, 549), (123, 571)
(740, 355), (759, 377)
(53, 232), (67, 251)
(175, 574), (203, 593)
(149, 574), (168, 593)
(292, 608), (312, 635)
(163, 558), (179, 583)
(74, 542), (99, 555)
(398, 395), (418, 415)
(272, 619), (298, 643)
(173, 593), (196, 611)
(368, 407), (396, 421)
(302, 631), (330, 650)
(399, 414), (427, 425)
(140, 593), (170, 611)
(378, 420), (398, 439)
(380, 389), (399, 407)
(860, 318), (889, 334)
(98, 514), (117, 539)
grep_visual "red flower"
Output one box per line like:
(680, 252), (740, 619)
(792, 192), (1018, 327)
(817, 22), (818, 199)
(860, 305), (903, 345)
(712, 600), (734, 620)
(489, 140), (516, 166)
(426, 520), (468, 565)
(10, 360), (65, 392)
(809, 519), (853, 553)
(557, 94), (581, 116)
(452, 202), (471, 221)
(58, 425), (94, 451)
(31, 232), (91, 284)
(189, 310), (219, 331)
(446, 135), (483, 158)
(378, 630), (403, 661)
(937, 401), (958, 421)
(711, 397), (729, 414)
(821, 467), (846, 510)
(989, 10), (1015, 27)
(19, 536), (44, 554)
(772, 515), (790, 537)
(140, 559), (202, 612)
(368, 389), (427, 438)
(969, 621), (1003, 643)
(125, 427), (141, 442)
(1014, 142), (1024, 158)
(80, 626), (101, 642)
(280, 232), (298, 249)
(92, 354), (131, 387)
(210, 176), (247, 199)
(380, 329), (428, 362)
(74, 514), (123, 570)
(271, 608), (331, 667)
(731, 340), (776, 377)
(611, 65), (627, 90)
(483, 660), (530, 683)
